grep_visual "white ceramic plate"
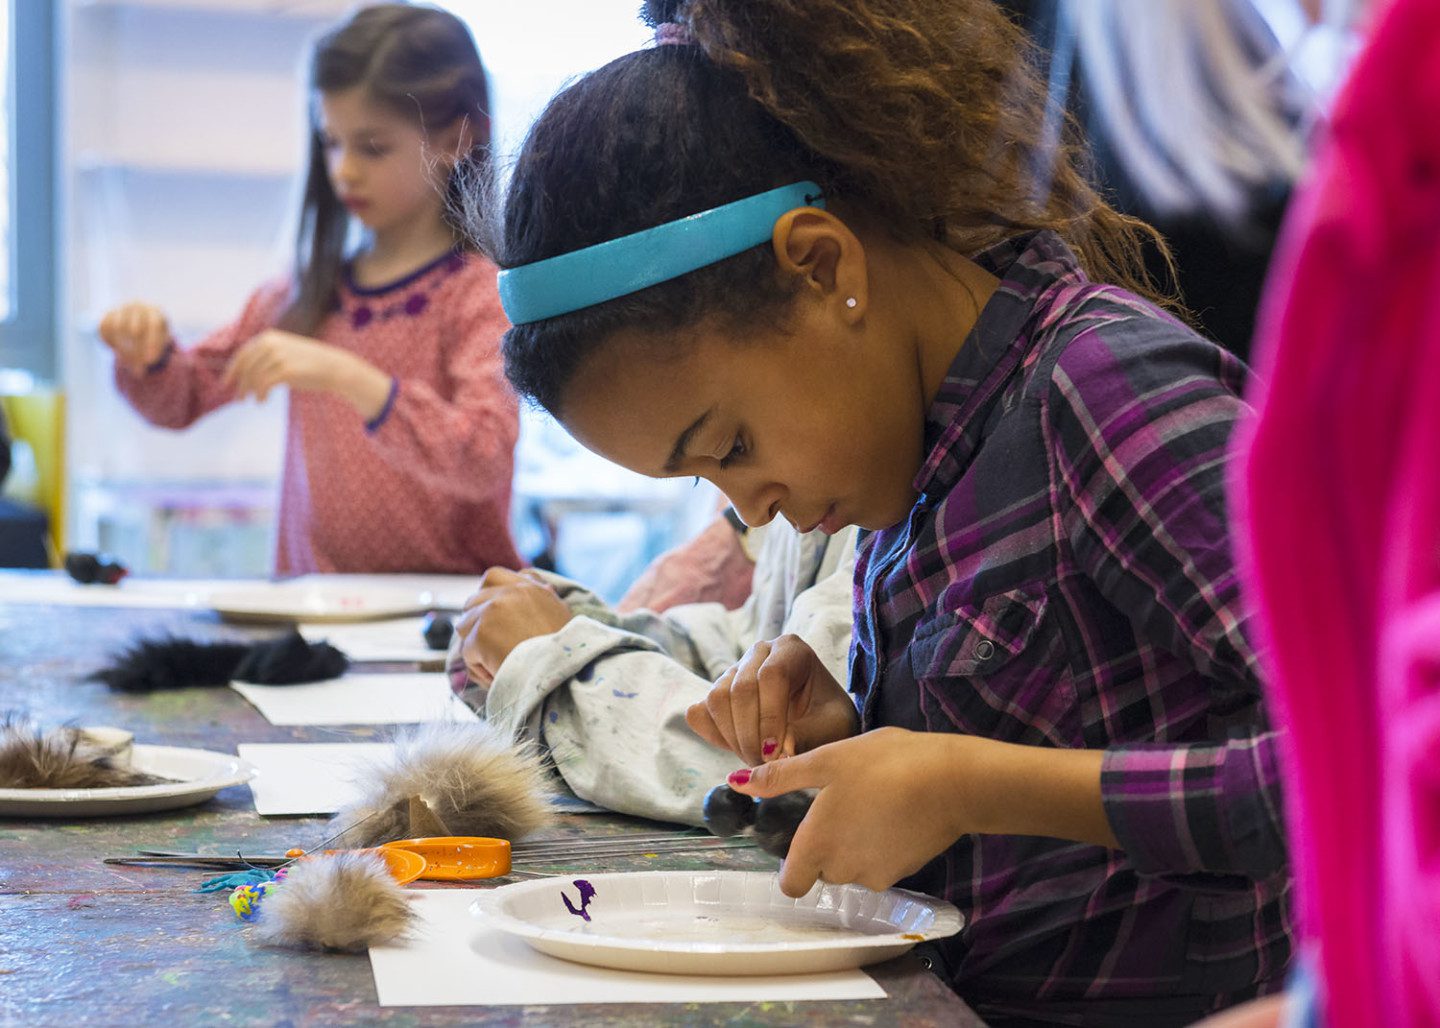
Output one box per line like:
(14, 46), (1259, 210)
(0, 744), (255, 817)
(209, 584), (437, 624)
(470, 870), (963, 976)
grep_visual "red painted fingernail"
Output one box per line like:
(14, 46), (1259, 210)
(761, 739), (778, 757)
(728, 769), (752, 787)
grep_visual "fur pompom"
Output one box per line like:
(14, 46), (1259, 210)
(251, 851), (414, 952)
(90, 631), (347, 692)
(328, 721), (553, 848)
(0, 715), (167, 789)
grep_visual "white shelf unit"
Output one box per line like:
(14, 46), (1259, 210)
(59, 0), (332, 575)
(75, 0), (352, 17)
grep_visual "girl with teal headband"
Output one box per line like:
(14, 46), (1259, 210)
(475, 1), (1292, 1023)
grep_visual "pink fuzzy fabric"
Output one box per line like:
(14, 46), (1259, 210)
(1234, 0), (1440, 1023)
(617, 512), (754, 614)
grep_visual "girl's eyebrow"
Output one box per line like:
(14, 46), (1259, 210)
(664, 407), (715, 474)
(321, 126), (395, 141)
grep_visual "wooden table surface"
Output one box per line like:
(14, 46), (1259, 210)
(0, 598), (983, 1026)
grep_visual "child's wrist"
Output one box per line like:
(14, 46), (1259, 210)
(334, 355), (395, 421)
(141, 340), (176, 376)
(950, 737), (1116, 847)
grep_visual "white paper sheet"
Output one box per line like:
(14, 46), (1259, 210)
(237, 742), (601, 817)
(231, 674), (476, 726)
(236, 742), (393, 815)
(369, 891), (887, 1007)
(0, 572), (479, 613)
(0, 571), (236, 609)
(298, 618), (443, 664)
(291, 573), (478, 611)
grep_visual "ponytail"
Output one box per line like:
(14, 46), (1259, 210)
(483, 0), (1172, 415)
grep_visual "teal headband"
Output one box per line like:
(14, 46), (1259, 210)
(497, 181), (825, 326)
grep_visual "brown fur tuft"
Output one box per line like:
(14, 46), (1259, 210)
(0, 715), (168, 789)
(328, 721), (553, 848)
(252, 851), (415, 952)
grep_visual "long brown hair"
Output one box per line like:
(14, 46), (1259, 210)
(281, 3), (492, 335)
(478, 0), (1172, 416)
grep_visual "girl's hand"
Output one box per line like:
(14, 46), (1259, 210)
(731, 730), (1118, 897)
(686, 634), (859, 767)
(224, 330), (392, 416)
(728, 727), (980, 896)
(98, 302), (171, 375)
(455, 568), (575, 685)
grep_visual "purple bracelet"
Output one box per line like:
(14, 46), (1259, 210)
(364, 377), (401, 433)
(145, 340), (178, 375)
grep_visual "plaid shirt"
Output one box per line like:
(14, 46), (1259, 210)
(850, 232), (1293, 1024)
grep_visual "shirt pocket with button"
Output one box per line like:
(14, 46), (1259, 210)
(906, 588), (1081, 747)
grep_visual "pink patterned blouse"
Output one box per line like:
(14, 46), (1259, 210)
(116, 250), (523, 575)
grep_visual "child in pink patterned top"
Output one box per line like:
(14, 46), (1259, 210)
(98, 5), (522, 575)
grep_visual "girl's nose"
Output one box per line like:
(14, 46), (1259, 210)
(332, 152), (360, 186)
(728, 482), (784, 529)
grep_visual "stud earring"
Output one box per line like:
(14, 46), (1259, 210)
(845, 297), (858, 309)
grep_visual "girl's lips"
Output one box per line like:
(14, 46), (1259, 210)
(818, 505), (846, 535)
(342, 197), (369, 212)
(797, 503), (841, 535)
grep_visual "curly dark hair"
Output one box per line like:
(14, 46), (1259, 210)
(470, 0), (1171, 416)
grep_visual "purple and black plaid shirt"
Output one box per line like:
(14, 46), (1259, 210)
(850, 232), (1293, 1025)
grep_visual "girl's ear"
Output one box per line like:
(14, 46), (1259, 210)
(430, 116), (477, 169)
(771, 209), (867, 324)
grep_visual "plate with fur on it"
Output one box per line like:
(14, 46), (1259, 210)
(470, 871), (964, 976)
(208, 584), (437, 625)
(0, 744), (255, 817)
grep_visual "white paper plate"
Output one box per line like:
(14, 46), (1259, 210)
(0, 744), (255, 817)
(209, 584), (437, 624)
(470, 871), (963, 976)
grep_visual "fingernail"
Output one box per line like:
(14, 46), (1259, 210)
(761, 738), (778, 758)
(728, 768), (752, 787)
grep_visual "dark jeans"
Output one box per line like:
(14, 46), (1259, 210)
(0, 498), (49, 568)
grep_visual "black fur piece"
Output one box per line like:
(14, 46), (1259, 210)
(233, 631), (348, 684)
(91, 631), (348, 692)
(753, 790), (816, 859)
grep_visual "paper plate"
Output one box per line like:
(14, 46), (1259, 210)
(0, 744), (255, 817)
(209, 584), (437, 624)
(470, 870), (963, 976)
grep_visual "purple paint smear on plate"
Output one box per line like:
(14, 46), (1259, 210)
(562, 879), (597, 922)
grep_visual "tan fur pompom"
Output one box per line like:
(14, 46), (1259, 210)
(0, 715), (164, 789)
(251, 851), (414, 952)
(328, 720), (553, 848)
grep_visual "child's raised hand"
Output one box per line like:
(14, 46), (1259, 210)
(686, 634), (859, 767)
(455, 568), (575, 686)
(726, 727), (979, 897)
(98, 302), (171, 376)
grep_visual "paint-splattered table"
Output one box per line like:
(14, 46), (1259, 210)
(0, 599), (984, 1026)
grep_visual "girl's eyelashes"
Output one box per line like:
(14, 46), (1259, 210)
(718, 435), (748, 470)
(318, 135), (391, 158)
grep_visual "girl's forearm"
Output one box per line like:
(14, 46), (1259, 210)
(332, 353), (395, 421)
(947, 735), (1120, 850)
